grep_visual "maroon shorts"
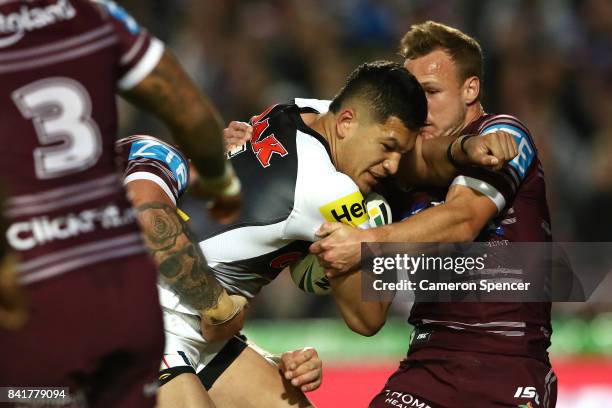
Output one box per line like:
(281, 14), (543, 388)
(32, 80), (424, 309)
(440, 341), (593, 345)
(0, 254), (164, 408)
(369, 348), (557, 408)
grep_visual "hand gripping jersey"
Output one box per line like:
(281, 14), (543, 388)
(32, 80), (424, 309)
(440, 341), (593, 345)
(118, 99), (371, 313)
(0, 0), (164, 284)
(396, 114), (553, 361)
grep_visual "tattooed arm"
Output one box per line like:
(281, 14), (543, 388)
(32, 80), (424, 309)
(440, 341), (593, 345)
(121, 49), (241, 222)
(121, 50), (225, 179)
(127, 179), (246, 341)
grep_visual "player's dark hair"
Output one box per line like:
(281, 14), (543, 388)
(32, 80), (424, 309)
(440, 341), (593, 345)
(329, 61), (427, 131)
(400, 21), (483, 99)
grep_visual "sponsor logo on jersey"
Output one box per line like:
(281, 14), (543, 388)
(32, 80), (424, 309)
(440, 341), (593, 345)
(226, 143), (247, 159)
(0, 0), (76, 48)
(7, 205), (135, 251)
(482, 124), (535, 179)
(250, 117), (288, 168)
(319, 191), (368, 227)
(128, 139), (188, 192)
(381, 390), (432, 408)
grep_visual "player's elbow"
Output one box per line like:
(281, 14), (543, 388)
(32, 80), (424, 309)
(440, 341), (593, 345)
(344, 308), (387, 337)
(347, 318), (385, 337)
(361, 319), (386, 337)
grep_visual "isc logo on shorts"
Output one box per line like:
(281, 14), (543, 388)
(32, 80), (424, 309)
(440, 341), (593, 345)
(319, 191), (368, 227)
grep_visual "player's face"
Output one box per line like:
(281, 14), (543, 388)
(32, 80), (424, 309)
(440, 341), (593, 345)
(404, 49), (468, 139)
(340, 115), (416, 194)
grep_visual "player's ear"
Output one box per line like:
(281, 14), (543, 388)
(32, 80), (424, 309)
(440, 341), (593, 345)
(336, 108), (355, 140)
(462, 76), (480, 105)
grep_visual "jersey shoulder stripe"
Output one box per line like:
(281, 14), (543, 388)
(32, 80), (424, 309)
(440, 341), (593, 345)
(454, 113), (539, 212)
(118, 135), (190, 203)
(479, 114), (536, 180)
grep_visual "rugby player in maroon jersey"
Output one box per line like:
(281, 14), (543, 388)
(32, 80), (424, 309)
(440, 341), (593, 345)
(310, 22), (556, 407)
(0, 1), (243, 406)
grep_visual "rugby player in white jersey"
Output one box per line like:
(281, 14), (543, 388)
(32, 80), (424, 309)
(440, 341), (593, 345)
(117, 134), (324, 408)
(122, 61), (516, 408)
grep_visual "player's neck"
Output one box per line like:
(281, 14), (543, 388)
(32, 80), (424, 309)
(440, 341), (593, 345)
(303, 112), (340, 166)
(463, 102), (485, 129)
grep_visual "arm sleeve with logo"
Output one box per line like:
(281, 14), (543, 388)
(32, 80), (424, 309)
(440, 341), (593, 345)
(117, 136), (190, 205)
(92, 0), (164, 90)
(451, 115), (537, 213)
(284, 170), (371, 242)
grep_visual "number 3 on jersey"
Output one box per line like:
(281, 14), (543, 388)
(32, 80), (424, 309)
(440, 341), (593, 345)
(12, 77), (102, 179)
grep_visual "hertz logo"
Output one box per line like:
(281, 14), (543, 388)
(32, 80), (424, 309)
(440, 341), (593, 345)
(319, 191), (369, 227)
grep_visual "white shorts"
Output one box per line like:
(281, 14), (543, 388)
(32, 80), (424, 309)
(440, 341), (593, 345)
(161, 307), (225, 371)
(159, 307), (249, 389)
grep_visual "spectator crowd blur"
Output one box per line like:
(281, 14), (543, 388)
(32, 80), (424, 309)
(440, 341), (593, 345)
(118, 0), (612, 318)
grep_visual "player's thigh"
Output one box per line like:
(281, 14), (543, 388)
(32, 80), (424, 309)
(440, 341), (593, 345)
(158, 372), (216, 408)
(209, 346), (313, 408)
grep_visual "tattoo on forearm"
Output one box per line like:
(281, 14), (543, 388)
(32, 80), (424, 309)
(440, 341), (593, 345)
(135, 202), (223, 311)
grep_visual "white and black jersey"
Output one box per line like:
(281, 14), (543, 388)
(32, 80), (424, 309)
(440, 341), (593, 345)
(198, 99), (371, 302)
(119, 99), (371, 314)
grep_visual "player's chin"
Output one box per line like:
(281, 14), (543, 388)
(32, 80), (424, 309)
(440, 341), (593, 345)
(419, 126), (438, 139)
(357, 180), (373, 195)
(358, 173), (378, 194)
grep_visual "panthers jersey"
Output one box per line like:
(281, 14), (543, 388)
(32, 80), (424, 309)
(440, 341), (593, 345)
(119, 99), (371, 313)
(395, 113), (553, 361)
(1, 0), (164, 284)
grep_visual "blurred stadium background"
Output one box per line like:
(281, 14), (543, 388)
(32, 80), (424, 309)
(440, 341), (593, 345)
(118, 1), (612, 406)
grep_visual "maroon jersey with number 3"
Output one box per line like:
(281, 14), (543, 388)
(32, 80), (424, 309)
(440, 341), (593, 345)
(0, 0), (164, 285)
